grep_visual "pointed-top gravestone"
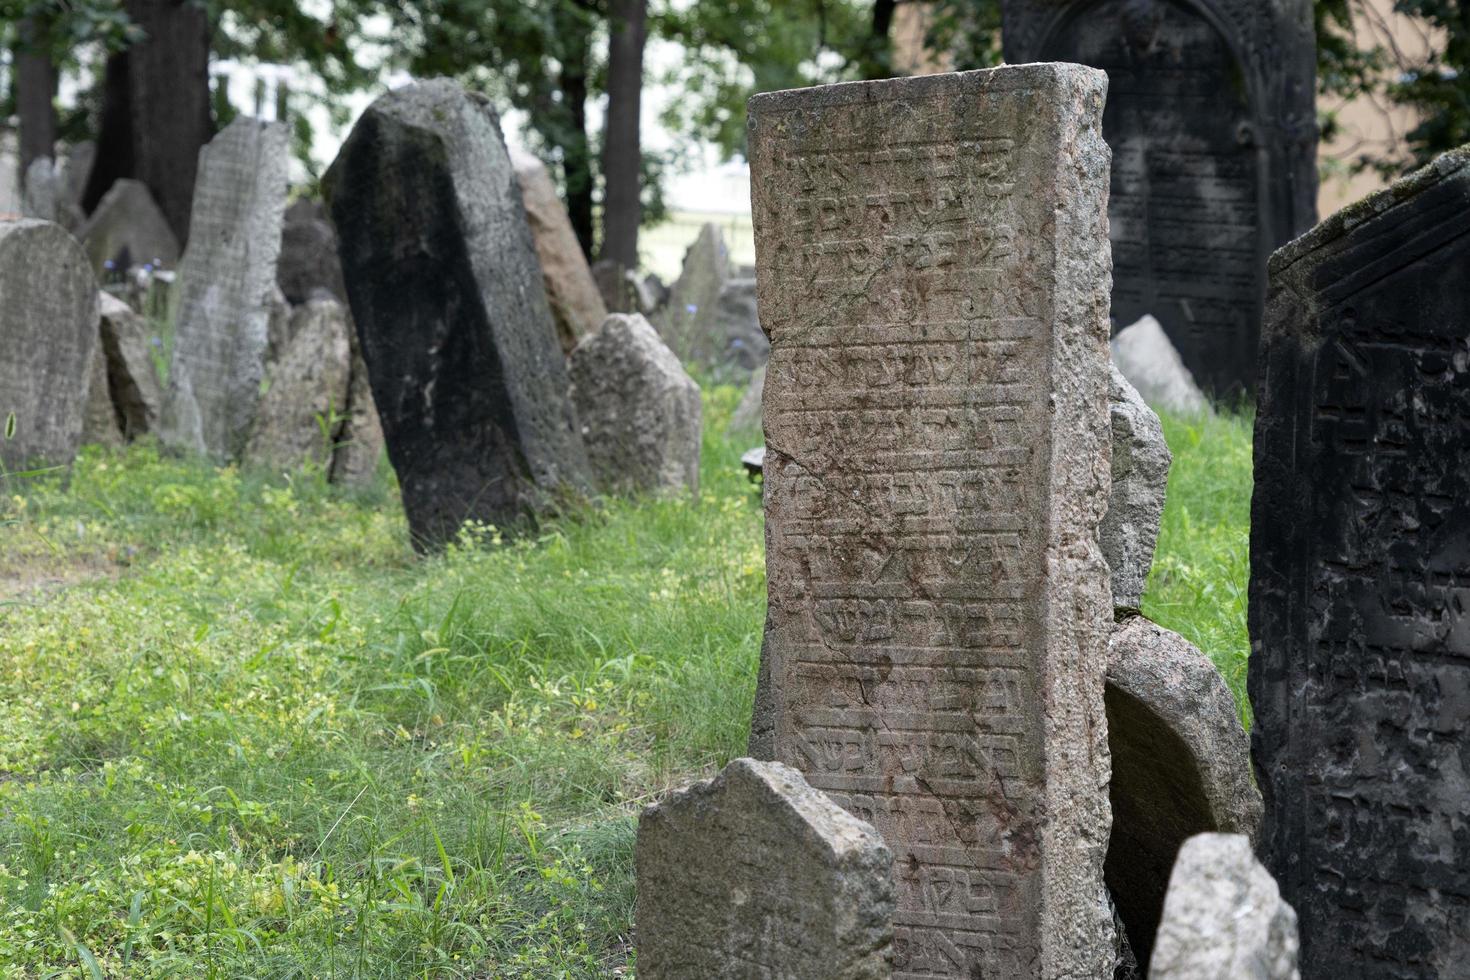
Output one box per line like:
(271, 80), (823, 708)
(77, 178), (181, 277)
(512, 150), (607, 354)
(156, 118), (289, 460)
(276, 198), (345, 305)
(656, 222), (729, 362)
(0, 219), (99, 471)
(749, 64), (1116, 978)
(1251, 144), (1470, 978)
(325, 79), (591, 550)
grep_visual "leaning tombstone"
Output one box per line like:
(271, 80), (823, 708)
(656, 222), (729, 361)
(97, 291), (162, 439)
(77, 178), (181, 279)
(1103, 364), (1171, 612)
(512, 150), (607, 353)
(636, 757), (894, 979)
(244, 298), (353, 471)
(0, 219), (99, 471)
(749, 64), (1117, 976)
(156, 117), (289, 460)
(1001, 0), (1317, 399)
(1250, 145), (1470, 976)
(568, 313), (701, 497)
(325, 79), (591, 549)
(1150, 834), (1299, 980)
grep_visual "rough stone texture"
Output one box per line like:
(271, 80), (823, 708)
(1150, 834), (1300, 980)
(77, 178), (181, 277)
(276, 198), (346, 305)
(1110, 316), (1210, 416)
(81, 340), (124, 448)
(1249, 145), (1470, 978)
(511, 150), (607, 354)
(1103, 364), (1171, 611)
(97, 290), (162, 440)
(22, 156), (61, 223)
(749, 64), (1116, 978)
(727, 363), (765, 437)
(264, 285), (294, 366)
(568, 314), (701, 497)
(1105, 616), (1262, 972)
(324, 79), (591, 550)
(656, 222), (729, 363)
(328, 328), (386, 487)
(636, 757), (895, 979)
(156, 118), (289, 460)
(0, 219), (99, 470)
(244, 298), (353, 471)
(1003, 0), (1318, 399)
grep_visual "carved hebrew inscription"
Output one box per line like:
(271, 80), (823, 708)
(1250, 148), (1470, 978)
(750, 65), (1115, 979)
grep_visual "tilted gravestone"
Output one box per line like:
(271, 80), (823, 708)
(1001, 0), (1317, 399)
(512, 150), (607, 354)
(157, 118), (290, 460)
(636, 757), (894, 979)
(96, 290), (162, 440)
(0, 219), (99, 471)
(656, 222), (730, 364)
(1103, 364), (1171, 612)
(245, 298), (353, 471)
(77, 178), (181, 278)
(749, 64), (1116, 977)
(325, 79), (591, 549)
(1250, 145), (1470, 977)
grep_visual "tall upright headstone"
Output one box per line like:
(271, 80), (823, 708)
(157, 118), (289, 460)
(749, 64), (1116, 978)
(1002, 0), (1317, 398)
(512, 150), (608, 354)
(1250, 146), (1470, 977)
(325, 79), (591, 549)
(0, 219), (99, 470)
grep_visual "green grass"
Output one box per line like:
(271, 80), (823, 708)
(0, 391), (1252, 977)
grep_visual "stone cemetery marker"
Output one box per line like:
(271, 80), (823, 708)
(727, 363), (765, 437)
(1110, 315), (1210, 416)
(1106, 617), (1261, 972)
(276, 198), (346, 305)
(77, 178), (181, 278)
(157, 118), (289, 459)
(245, 298), (353, 471)
(1250, 146), (1470, 977)
(327, 334), (386, 488)
(97, 291), (162, 439)
(656, 222), (729, 362)
(1002, 0), (1317, 399)
(1103, 365), (1171, 612)
(750, 64), (1116, 978)
(568, 314), (701, 497)
(512, 150), (607, 354)
(636, 757), (895, 979)
(1150, 834), (1299, 980)
(22, 156), (61, 223)
(325, 79), (591, 549)
(81, 341), (124, 448)
(0, 219), (99, 471)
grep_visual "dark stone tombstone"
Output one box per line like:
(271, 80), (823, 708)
(324, 79), (591, 550)
(1250, 146), (1470, 977)
(1002, 0), (1318, 399)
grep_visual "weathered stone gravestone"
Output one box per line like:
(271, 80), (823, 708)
(656, 222), (730, 362)
(276, 198), (345, 305)
(22, 156), (61, 224)
(1250, 146), (1470, 977)
(245, 298), (353, 471)
(1106, 618), (1261, 972)
(512, 150), (607, 354)
(1111, 315), (1210, 416)
(327, 335), (385, 488)
(77, 178), (181, 277)
(568, 314), (701, 497)
(1150, 834), (1299, 980)
(708, 277), (770, 373)
(727, 363), (765, 437)
(157, 118), (289, 459)
(1103, 365), (1171, 612)
(749, 64), (1117, 977)
(325, 79), (591, 549)
(1002, 0), (1318, 399)
(636, 757), (894, 979)
(0, 219), (99, 471)
(81, 341), (124, 448)
(96, 291), (162, 440)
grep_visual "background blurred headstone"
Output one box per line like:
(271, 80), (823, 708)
(77, 178), (181, 279)
(512, 150), (607, 354)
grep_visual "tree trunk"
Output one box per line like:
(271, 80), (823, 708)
(14, 16), (59, 177)
(600, 0), (646, 269)
(861, 0), (899, 79)
(556, 3), (596, 259)
(83, 0), (212, 242)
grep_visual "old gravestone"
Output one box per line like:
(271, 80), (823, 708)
(97, 290), (162, 440)
(325, 79), (591, 549)
(1001, 0), (1317, 399)
(636, 757), (895, 979)
(276, 198), (345, 305)
(656, 222), (730, 363)
(1250, 145), (1470, 976)
(512, 150), (607, 354)
(0, 219), (99, 471)
(750, 64), (1116, 977)
(244, 298), (353, 471)
(77, 178), (181, 278)
(157, 118), (290, 460)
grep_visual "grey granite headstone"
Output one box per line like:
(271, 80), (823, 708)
(1106, 616), (1261, 972)
(1150, 834), (1299, 980)
(656, 222), (729, 363)
(636, 757), (894, 979)
(77, 178), (181, 278)
(324, 79), (591, 549)
(750, 64), (1116, 977)
(0, 219), (99, 471)
(245, 298), (353, 471)
(1103, 364), (1171, 611)
(568, 313), (701, 496)
(97, 290), (162, 440)
(1002, 0), (1318, 399)
(157, 118), (289, 460)
(1250, 145), (1470, 977)
(512, 150), (607, 354)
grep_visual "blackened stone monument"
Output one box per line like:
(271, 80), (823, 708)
(1001, 0), (1317, 398)
(325, 79), (591, 550)
(1250, 146), (1470, 977)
